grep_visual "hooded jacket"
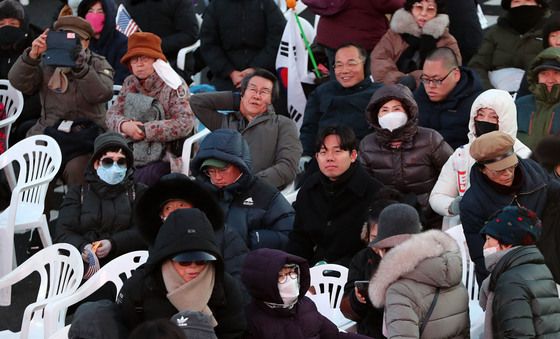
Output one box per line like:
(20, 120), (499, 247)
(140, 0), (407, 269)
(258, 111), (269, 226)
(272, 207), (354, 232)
(117, 208), (246, 338)
(54, 136), (147, 263)
(468, 11), (545, 90)
(191, 129), (295, 251)
(0, 0), (35, 80)
(484, 246), (560, 338)
(460, 158), (551, 284)
(359, 84), (452, 208)
(368, 230), (469, 339)
(415, 66), (483, 149)
(516, 47), (560, 151)
(430, 89), (532, 217)
(78, 0), (130, 85)
(371, 8), (461, 86)
(242, 248), (369, 339)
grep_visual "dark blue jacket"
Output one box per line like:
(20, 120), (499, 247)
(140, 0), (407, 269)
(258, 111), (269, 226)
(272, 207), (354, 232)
(79, 0), (130, 85)
(191, 129), (295, 251)
(415, 67), (483, 149)
(300, 78), (382, 156)
(460, 158), (550, 284)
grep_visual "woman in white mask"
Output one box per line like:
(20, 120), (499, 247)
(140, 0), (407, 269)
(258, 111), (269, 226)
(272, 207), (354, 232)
(241, 248), (369, 338)
(359, 84), (453, 229)
(55, 132), (148, 270)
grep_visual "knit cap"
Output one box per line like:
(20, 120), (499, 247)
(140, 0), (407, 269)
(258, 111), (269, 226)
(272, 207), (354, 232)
(369, 203), (421, 249)
(480, 206), (542, 246)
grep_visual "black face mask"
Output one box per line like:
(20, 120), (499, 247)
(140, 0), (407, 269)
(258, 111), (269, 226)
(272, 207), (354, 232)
(506, 6), (546, 34)
(0, 26), (26, 50)
(475, 120), (499, 137)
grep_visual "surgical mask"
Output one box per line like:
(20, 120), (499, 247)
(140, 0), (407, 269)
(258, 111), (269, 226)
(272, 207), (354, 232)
(96, 163), (127, 185)
(474, 120), (498, 137)
(483, 246), (498, 258)
(153, 59), (183, 90)
(85, 12), (105, 35)
(378, 111), (408, 132)
(0, 26), (26, 49)
(278, 276), (299, 305)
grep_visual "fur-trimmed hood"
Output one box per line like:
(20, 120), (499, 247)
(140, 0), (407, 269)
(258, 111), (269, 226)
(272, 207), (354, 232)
(368, 230), (462, 307)
(390, 8), (450, 39)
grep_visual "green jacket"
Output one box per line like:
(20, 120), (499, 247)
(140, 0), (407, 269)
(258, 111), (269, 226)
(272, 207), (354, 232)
(516, 47), (560, 151)
(468, 16), (544, 89)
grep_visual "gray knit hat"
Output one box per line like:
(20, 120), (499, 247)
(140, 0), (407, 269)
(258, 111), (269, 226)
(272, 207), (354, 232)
(0, 0), (25, 24)
(369, 203), (421, 249)
(91, 132), (133, 167)
(170, 310), (218, 339)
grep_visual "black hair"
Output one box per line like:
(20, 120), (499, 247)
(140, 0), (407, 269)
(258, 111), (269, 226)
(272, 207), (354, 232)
(334, 42), (368, 74)
(404, 0), (447, 14)
(128, 319), (186, 339)
(424, 47), (459, 69)
(240, 68), (279, 102)
(314, 125), (357, 154)
(95, 146), (130, 167)
(77, 0), (102, 18)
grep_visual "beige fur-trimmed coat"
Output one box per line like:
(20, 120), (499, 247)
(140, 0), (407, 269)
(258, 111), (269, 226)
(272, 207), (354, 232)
(368, 230), (470, 338)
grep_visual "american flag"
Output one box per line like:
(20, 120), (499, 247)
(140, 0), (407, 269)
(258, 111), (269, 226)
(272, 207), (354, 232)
(83, 247), (100, 280)
(115, 4), (140, 37)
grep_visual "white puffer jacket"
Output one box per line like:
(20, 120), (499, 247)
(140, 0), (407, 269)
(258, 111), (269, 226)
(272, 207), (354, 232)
(429, 89), (531, 218)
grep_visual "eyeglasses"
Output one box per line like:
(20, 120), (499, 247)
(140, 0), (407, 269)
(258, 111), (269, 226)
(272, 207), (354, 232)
(173, 260), (207, 267)
(246, 86), (272, 97)
(203, 165), (232, 177)
(420, 68), (457, 87)
(333, 60), (363, 70)
(411, 2), (437, 15)
(100, 157), (127, 168)
(278, 267), (298, 284)
(486, 163), (518, 176)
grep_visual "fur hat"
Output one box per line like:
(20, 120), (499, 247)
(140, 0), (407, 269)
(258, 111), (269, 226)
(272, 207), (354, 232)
(480, 206), (542, 246)
(0, 0), (25, 24)
(53, 15), (94, 40)
(369, 203), (421, 249)
(120, 32), (167, 65)
(470, 131), (518, 171)
(534, 135), (560, 172)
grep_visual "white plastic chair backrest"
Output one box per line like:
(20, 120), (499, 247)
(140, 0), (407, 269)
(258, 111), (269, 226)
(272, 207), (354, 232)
(309, 264), (348, 309)
(0, 135), (62, 225)
(0, 79), (24, 147)
(181, 127), (210, 176)
(43, 251), (149, 338)
(48, 325), (69, 339)
(445, 225), (480, 301)
(107, 84), (122, 109)
(0, 243), (83, 339)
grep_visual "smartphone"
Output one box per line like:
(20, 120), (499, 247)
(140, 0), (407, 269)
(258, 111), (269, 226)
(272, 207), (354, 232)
(354, 280), (369, 296)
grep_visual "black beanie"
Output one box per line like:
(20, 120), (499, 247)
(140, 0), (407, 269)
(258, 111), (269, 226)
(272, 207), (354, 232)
(91, 132), (134, 168)
(0, 0), (25, 24)
(542, 12), (560, 48)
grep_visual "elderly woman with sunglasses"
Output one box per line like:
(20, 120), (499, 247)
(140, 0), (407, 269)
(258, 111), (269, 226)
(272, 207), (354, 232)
(55, 132), (148, 267)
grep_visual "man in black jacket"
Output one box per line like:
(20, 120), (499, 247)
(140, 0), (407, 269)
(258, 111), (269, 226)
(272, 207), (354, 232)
(287, 125), (384, 267)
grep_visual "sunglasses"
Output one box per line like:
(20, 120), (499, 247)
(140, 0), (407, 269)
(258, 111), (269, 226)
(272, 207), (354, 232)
(101, 157), (127, 168)
(173, 260), (208, 267)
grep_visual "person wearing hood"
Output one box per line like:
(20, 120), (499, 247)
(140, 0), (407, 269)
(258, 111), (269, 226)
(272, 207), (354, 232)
(359, 84), (452, 229)
(468, 0), (548, 91)
(459, 130), (560, 284)
(368, 204), (469, 338)
(106, 32), (195, 186)
(516, 47), (560, 151)
(429, 89), (531, 225)
(534, 135), (560, 180)
(370, 0), (461, 90)
(77, 0), (130, 85)
(134, 173), (249, 279)
(241, 248), (370, 339)
(55, 132), (147, 266)
(190, 129), (294, 251)
(415, 47), (483, 149)
(478, 206), (560, 338)
(117, 208), (246, 338)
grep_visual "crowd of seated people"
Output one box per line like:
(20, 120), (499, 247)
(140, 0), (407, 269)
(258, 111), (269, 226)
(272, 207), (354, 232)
(3, 0), (560, 338)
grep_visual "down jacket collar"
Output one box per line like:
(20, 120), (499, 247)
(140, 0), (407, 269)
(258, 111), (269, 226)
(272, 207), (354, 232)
(390, 8), (450, 39)
(368, 230), (461, 308)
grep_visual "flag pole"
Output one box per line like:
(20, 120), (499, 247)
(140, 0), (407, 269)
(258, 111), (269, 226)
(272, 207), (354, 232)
(286, 1), (321, 79)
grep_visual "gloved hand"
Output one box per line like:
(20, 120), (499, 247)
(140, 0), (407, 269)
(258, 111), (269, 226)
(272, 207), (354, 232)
(95, 239), (112, 258)
(81, 243), (93, 263)
(299, 156), (312, 173)
(448, 196), (462, 216)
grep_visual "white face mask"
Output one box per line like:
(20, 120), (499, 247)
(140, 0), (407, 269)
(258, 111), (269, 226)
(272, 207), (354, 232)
(153, 59), (183, 90)
(483, 246), (498, 258)
(378, 111), (408, 132)
(278, 276), (299, 305)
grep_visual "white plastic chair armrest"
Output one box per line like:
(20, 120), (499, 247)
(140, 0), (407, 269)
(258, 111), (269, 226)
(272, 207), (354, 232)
(177, 40), (201, 71)
(181, 128), (210, 175)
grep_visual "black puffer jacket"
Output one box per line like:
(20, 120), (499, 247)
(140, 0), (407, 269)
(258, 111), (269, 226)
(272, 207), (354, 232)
(199, 0), (286, 90)
(191, 129), (294, 251)
(55, 151), (147, 263)
(359, 84), (453, 208)
(489, 246), (560, 338)
(117, 208), (246, 338)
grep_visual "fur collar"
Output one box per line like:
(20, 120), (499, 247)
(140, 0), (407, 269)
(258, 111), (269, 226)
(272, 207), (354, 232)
(390, 8), (449, 39)
(368, 230), (460, 307)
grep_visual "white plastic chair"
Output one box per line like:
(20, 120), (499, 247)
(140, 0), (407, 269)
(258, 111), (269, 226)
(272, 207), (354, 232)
(48, 326), (69, 339)
(445, 225), (484, 338)
(0, 135), (62, 306)
(0, 243), (83, 339)
(43, 250), (149, 338)
(177, 14), (203, 84)
(107, 84), (122, 110)
(180, 127), (210, 176)
(0, 79), (25, 189)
